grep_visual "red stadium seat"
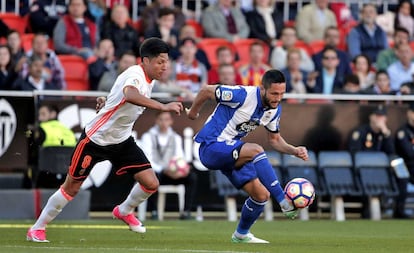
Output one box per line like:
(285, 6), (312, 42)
(308, 40), (326, 55)
(21, 33), (34, 52)
(0, 13), (27, 34)
(233, 39), (270, 63)
(58, 55), (89, 91)
(197, 38), (236, 68)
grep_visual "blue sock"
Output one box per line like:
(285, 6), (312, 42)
(252, 152), (285, 203)
(236, 197), (266, 235)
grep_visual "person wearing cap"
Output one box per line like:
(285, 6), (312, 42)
(170, 37), (208, 98)
(348, 104), (396, 219)
(394, 103), (414, 219)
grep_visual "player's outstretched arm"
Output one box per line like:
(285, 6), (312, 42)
(186, 85), (217, 120)
(268, 132), (309, 161)
(124, 86), (183, 114)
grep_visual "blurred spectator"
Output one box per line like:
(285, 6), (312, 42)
(141, 0), (186, 34)
(347, 3), (388, 63)
(395, 103), (414, 218)
(0, 20), (10, 39)
(307, 46), (344, 94)
(394, 0), (414, 41)
(152, 62), (194, 100)
(217, 63), (237, 85)
(87, 0), (107, 29)
(7, 30), (25, 66)
(338, 73), (361, 94)
(141, 111), (198, 220)
(53, 0), (99, 60)
(281, 48), (308, 94)
(28, 0), (67, 37)
(31, 104), (77, 188)
(312, 26), (352, 76)
(352, 54), (375, 90)
(376, 27), (410, 71)
(201, 0), (250, 42)
(270, 26), (314, 72)
(0, 45), (18, 90)
(144, 8), (179, 50)
(20, 33), (66, 90)
(170, 24), (211, 70)
(237, 41), (271, 86)
(170, 38), (207, 95)
(400, 80), (414, 95)
(101, 4), (140, 58)
(12, 55), (61, 90)
(387, 43), (414, 93)
(97, 50), (137, 91)
(207, 46), (242, 84)
(362, 70), (396, 95)
(244, 0), (284, 48)
(348, 104), (396, 219)
(295, 0), (337, 43)
(88, 39), (116, 90)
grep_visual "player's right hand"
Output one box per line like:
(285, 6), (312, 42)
(186, 107), (199, 120)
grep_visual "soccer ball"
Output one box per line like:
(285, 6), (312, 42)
(167, 156), (190, 178)
(284, 177), (315, 209)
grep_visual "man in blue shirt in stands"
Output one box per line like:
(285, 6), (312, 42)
(186, 69), (308, 243)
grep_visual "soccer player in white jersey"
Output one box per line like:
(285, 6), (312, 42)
(186, 69), (308, 244)
(26, 38), (183, 243)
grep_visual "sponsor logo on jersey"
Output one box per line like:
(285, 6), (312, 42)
(236, 119), (260, 133)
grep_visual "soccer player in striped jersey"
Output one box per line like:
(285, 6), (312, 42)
(186, 69), (308, 244)
(27, 38), (183, 243)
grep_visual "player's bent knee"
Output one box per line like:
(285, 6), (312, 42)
(243, 143), (264, 156)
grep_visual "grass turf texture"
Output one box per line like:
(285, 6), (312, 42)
(0, 219), (412, 253)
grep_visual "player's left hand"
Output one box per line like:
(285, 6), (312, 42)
(186, 107), (199, 120)
(164, 102), (183, 115)
(295, 146), (308, 161)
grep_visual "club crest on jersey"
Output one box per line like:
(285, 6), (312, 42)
(221, 90), (233, 101)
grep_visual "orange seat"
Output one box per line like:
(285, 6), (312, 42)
(308, 40), (325, 55)
(197, 38), (236, 68)
(233, 39), (270, 63)
(186, 19), (204, 38)
(0, 13), (27, 34)
(58, 55), (89, 91)
(294, 40), (313, 56)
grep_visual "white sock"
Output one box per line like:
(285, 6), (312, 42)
(118, 183), (153, 215)
(31, 189), (70, 230)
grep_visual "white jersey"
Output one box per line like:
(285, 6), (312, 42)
(85, 65), (154, 146)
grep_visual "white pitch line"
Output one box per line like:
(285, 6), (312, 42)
(1, 245), (256, 253)
(0, 224), (172, 229)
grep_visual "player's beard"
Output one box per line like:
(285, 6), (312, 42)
(262, 92), (279, 109)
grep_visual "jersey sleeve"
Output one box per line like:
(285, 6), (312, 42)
(123, 76), (145, 95)
(214, 85), (247, 108)
(265, 105), (282, 133)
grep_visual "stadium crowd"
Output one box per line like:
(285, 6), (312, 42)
(0, 0), (414, 97)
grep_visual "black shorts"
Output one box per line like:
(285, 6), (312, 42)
(68, 131), (151, 181)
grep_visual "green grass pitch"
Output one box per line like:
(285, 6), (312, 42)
(0, 219), (412, 253)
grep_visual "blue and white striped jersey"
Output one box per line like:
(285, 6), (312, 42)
(194, 85), (282, 144)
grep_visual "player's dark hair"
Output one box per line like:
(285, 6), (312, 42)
(261, 69), (286, 89)
(139, 37), (169, 60)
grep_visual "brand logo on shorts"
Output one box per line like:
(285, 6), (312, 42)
(233, 149), (239, 160)
(0, 99), (17, 158)
(81, 155), (92, 170)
